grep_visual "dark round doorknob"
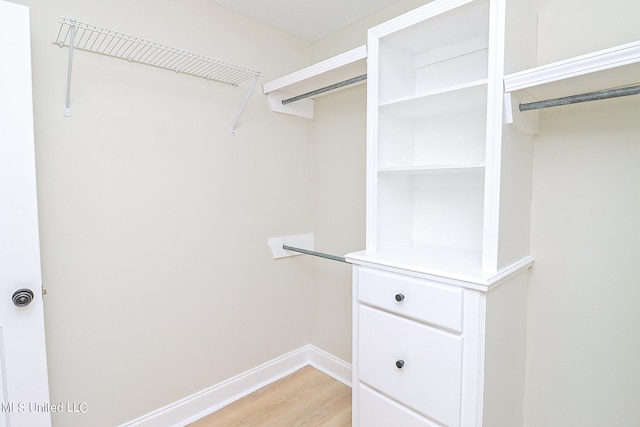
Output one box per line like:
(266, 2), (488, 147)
(395, 293), (405, 302)
(12, 289), (34, 308)
(395, 359), (405, 369)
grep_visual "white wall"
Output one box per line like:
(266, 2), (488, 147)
(11, 0), (314, 426)
(536, 0), (640, 64)
(308, 86), (366, 363)
(524, 1), (640, 426)
(526, 95), (640, 427)
(311, 0), (433, 62)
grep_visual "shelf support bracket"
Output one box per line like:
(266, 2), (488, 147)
(231, 74), (259, 136)
(63, 19), (76, 117)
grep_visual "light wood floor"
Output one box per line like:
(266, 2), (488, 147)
(188, 366), (352, 427)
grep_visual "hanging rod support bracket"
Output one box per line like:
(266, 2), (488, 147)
(519, 84), (640, 112)
(64, 19), (76, 117)
(281, 74), (367, 105)
(282, 245), (348, 264)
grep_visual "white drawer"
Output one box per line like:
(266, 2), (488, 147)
(358, 384), (440, 427)
(358, 267), (463, 332)
(358, 305), (463, 427)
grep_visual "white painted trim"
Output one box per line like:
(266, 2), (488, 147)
(364, 34), (379, 252)
(307, 345), (352, 387)
(503, 39), (640, 92)
(118, 345), (351, 427)
(346, 251), (533, 291)
(481, 0), (506, 273)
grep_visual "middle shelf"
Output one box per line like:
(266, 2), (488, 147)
(378, 163), (485, 174)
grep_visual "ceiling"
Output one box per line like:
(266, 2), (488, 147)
(208, 0), (403, 42)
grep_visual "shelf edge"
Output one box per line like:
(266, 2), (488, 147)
(345, 251), (534, 291)
(504, 40), (640, 93)
(378, 163), (485, 173)
(379, 78), (488, 107)
(262, 45), (367, 94)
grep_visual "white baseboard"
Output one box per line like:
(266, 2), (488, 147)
(307, 345), (352, 387)
(118, 345), (351, 427)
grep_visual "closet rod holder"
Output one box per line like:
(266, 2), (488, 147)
(519, 84), (640, 111)
(282, 245), (348, 264)
(281, 74), (367, 105)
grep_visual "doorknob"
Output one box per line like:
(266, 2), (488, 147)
(12, 289), (34, 308)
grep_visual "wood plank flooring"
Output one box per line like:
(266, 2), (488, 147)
(188, 366), (352, 427)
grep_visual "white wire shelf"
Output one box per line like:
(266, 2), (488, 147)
(54, 17), (262, 133)
(54, 17), (262, 86)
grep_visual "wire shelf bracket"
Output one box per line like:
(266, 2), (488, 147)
(54, 17), (262, 133)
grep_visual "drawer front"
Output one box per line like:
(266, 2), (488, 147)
(359, 305), (463, 427)
(358, 267), (463, 332)
(358, 384), (439, 427)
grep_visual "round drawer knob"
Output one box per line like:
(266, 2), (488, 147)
(394, 293), (405, 302)
(395, 359), (405, 369)
(12, 288), (34, 308)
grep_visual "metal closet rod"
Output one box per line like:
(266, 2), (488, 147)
(281, 74), (367, 105)
(282, 245), (348, 263)
(519, 83), (640, 111)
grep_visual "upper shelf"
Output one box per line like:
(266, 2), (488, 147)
(262, 45), (367, 118)
(54, 17), (262, 133)
(54, 17), (262, 86)
(504, 40), (640, 100)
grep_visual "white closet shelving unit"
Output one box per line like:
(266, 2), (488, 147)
(346, 0), (538, 426)
(262, 45), (367, 118)
(54, 17), (262, 134)
(349, 0), (538, 279)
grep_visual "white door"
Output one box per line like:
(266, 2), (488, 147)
(0, 1), (52, 426)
